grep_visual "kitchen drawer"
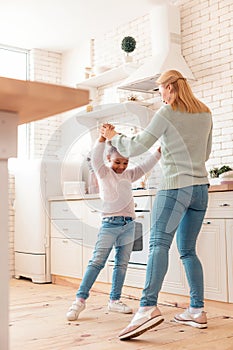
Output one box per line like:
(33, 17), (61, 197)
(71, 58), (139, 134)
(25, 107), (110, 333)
(50, 200), (83, 219)
(51, 219), (83, 239)
(51, 237), (82, 278)
(134, 196), (152, 211)
(206, 192), (233, 218)
(83, 198), (103, 214)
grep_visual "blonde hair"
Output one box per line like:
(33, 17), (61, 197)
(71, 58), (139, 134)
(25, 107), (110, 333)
(156, 70), (211, 113)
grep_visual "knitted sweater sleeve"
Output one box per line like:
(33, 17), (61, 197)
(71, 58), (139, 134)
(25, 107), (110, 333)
(111, 106), (168, 158)
(128, 150), (161, 182)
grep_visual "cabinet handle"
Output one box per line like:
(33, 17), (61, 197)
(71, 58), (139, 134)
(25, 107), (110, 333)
(219, 203), (230, 207)
(136, 215), (145, 219)
(203, 221), (211, 225)
(62, 240), (68, 243)
(134, 203), (138, 208)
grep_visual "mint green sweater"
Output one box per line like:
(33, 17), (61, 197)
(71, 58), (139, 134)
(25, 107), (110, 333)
(111, 105), (212, 190)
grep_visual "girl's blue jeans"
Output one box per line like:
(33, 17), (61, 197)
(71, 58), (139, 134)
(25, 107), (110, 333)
(77, 216), (135, 300)
(140, 184), (208, 308)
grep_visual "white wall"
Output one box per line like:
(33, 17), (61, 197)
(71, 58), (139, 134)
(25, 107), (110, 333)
(62, 41), (92, 87)
(180, 0), (233, 169)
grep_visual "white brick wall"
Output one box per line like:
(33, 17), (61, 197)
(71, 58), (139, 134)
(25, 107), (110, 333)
(93, 14), (152, 105)
(180, 0), (233, 170)
(29, 49), (63, 159)
(92, 0), (233, 172)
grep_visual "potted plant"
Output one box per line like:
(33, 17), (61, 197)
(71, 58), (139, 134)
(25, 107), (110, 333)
(209, 165), (232, 185)
(209, 165), (232, 178)
(121, 36), (136, 62)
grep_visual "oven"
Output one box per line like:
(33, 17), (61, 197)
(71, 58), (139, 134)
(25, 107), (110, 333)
(129, 196), (152, 265)
(108, 195), (153, 266)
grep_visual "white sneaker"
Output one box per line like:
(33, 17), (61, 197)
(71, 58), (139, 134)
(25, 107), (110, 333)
(119, 306), (164, 340)
(108, 300), (133, 314)
(174, 308), (207, 329)
(66, 300), (86, 321)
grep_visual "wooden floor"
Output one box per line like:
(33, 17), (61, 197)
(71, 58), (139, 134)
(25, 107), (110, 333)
(10, 278), (233, 350)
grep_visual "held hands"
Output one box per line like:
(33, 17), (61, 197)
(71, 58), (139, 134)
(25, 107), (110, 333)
(100, 123), (117, 141)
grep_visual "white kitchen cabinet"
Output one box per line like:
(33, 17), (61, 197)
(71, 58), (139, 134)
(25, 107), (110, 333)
(149, 195), (189, 296)
(159, 191), (233, 302)
(49, 191), (233, 304)
(203, 191), (233, 302)
(51, 237), (83, 278)
(82, 198), (109, 283)
(161, 240), (189, 296)
(50, 200), (84, 279)
(226, 219), (233, 303)
(197, 218), (228, 302)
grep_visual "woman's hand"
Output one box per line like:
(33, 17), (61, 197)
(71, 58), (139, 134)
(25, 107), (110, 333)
(100, 123), (117, 140)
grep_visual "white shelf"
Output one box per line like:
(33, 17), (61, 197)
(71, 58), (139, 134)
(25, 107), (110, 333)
(75, 101), (154, 129)
(76, 63), (138, 90)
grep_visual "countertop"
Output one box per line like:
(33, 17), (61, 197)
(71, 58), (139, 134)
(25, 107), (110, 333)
(48, 188), (157, 201)
(48, 185), (233, 202)
(208, 183), (233, 192)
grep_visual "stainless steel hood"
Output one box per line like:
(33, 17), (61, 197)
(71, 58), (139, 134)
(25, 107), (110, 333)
(118, 2), (195, 94)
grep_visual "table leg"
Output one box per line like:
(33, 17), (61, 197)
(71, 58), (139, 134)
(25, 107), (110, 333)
(0, 160), (10, 350)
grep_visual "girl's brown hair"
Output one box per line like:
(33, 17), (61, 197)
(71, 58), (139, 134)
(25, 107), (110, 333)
(156, 70), (211, 113)
(106, 141), (126, 158)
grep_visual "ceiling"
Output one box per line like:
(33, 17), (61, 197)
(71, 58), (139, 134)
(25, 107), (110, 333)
(0, 0), (179, 53)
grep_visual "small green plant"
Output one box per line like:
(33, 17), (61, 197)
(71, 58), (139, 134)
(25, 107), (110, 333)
(121, 36), (136, 55)
(209, 167), (219, 178)
(209, 165), (232, 178)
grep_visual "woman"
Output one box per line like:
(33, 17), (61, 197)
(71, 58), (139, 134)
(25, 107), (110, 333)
(101, 70), (212, 340)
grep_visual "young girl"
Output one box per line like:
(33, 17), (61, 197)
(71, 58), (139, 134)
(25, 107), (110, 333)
(66, 133), (161, 321)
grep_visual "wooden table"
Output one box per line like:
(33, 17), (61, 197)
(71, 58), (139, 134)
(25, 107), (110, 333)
(0, 77), (89, 350)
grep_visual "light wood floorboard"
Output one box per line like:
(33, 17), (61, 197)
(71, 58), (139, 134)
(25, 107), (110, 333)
(10, 278), (233, 350)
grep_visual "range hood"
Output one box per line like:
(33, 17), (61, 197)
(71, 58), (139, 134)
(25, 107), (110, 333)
(118, 2), (195, 94)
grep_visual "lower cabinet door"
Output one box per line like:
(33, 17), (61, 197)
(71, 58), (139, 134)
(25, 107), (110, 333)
(197, 218), (228, 302)
(162, 239), (189, 296)
(51, 237), (83, 278)
(226, 219), (233, 303)
(82, 199), (108, 283)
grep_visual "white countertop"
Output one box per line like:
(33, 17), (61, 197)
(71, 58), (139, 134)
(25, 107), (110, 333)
(48, 188), (157, 201)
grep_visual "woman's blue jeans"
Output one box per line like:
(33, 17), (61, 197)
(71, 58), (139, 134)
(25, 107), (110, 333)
(77, 217), (135, 300)
(140, 184), (208, 308)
